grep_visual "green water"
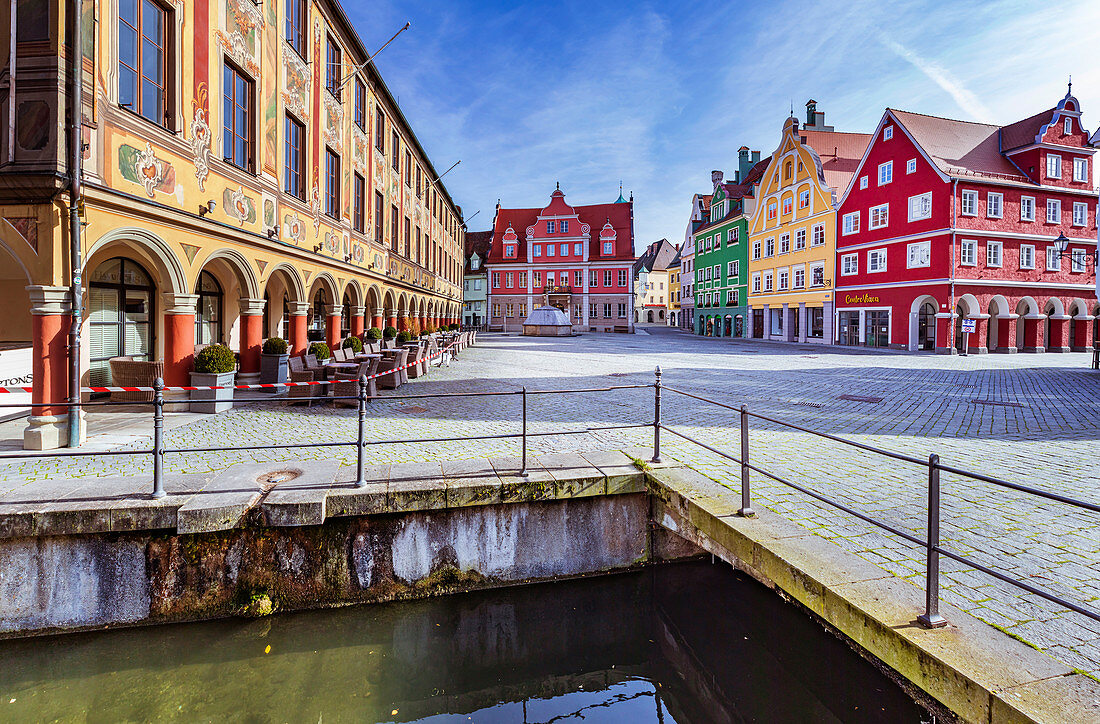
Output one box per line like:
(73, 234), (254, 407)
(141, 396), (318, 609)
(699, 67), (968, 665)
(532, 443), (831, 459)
(0, 561), (927, 722)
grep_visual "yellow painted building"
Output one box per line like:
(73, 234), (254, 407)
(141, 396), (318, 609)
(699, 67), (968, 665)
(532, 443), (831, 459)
(746, 102), (869, 344)
(1, 1), (466, 448)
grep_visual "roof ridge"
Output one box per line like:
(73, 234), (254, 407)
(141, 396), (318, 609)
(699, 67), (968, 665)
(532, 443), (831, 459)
(888, 108), (1002, 129)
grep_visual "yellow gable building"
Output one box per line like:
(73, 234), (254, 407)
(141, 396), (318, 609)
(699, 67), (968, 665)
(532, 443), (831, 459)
(746, 102), (869, 345)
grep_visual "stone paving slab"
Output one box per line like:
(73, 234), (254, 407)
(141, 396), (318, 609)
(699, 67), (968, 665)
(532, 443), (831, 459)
(259, 459), (341, 527)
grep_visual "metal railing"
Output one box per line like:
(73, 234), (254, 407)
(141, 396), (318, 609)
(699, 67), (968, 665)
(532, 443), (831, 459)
(648, 366), (1100, 628)
(3, 362), (1099, 632)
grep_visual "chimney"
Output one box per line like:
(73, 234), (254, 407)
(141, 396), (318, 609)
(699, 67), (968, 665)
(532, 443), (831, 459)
(711, 170), (724, 187)
(805, 99), (817, 125)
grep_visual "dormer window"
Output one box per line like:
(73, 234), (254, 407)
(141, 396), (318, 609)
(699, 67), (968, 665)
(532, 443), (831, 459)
(470, 254), (480, 270)
(505, 244), (516, 257)
(1064, 118), (1072, 135)
(602, 241), (613, 255)
(547, 221), (556, 233)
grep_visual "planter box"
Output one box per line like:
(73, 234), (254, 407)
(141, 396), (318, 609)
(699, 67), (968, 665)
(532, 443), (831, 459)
(260, 353), (289, 392)
(189, 371), (235, 413)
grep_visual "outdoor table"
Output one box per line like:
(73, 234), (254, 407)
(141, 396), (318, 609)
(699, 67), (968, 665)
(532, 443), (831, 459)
(324, 361), (360, 396)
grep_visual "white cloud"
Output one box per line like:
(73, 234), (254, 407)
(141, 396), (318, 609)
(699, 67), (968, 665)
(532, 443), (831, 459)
(880, 36), (994, 122)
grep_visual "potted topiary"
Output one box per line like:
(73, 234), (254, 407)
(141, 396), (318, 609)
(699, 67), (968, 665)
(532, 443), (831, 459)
(396, 330), (412, 344)
(260, 337), (290, 392)
(190, 344), (236, 413)
(449, 323), (460, 331)
(307, 341), (331, 362)
(382, 326), (397, 340)
(342, 336), (363, 354)
(366, 327), (382, 340)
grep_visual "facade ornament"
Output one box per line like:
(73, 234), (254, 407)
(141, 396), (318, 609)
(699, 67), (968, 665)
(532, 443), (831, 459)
(133, 142), (165, 198)
(190, 85), (211, 192)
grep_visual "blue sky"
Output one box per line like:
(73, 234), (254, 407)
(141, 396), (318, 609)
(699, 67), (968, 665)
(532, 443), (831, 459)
(346, 0), (1100, 252)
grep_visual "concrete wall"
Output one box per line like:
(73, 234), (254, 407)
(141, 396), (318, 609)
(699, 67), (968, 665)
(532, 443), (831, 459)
(0, 495), (651, 636)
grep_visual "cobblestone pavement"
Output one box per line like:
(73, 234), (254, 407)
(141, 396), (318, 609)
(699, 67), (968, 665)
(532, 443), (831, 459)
(2, 328), (1099, 673)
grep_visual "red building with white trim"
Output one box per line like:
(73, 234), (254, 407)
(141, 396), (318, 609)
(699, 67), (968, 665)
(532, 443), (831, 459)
(486, 186), (635, 333)
(835, 89), (1098, 353)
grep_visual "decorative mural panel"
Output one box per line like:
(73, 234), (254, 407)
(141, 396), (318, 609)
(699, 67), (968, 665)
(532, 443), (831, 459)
(352, 128), (368, 171)
(284, 212), (305, 244)
(283, 50), (311, 121)
(263, 0), (278, 176)
(323, 94), (344, 153)
(215, 0), (263, 76)
(119, 143), (178, 199)
(190, 84), (212, 192)
(324, 231), (339, 254)
(223, 186), (257, 225)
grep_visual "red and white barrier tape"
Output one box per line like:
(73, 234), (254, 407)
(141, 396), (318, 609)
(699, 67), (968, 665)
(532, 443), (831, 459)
(0, 340), (466, 394)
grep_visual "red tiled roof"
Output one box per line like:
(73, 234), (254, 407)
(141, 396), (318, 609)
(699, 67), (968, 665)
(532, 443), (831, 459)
(889, 109), (1027, 181)
(799, 129), (873, 191)
(463, 231), (492, 274)
(487, 190), (634, 263)
(1000, 107), (1056, 152)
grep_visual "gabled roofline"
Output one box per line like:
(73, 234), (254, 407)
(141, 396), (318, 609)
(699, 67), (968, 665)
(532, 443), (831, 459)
(837, 109), (950, 208)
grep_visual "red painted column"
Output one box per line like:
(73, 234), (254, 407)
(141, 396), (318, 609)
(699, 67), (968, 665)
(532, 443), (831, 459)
(1047, 316), (1068, 351)
(289, 302), (309, 356)
(1023, 316), (1041, 351)
(326, 311), (341, 350)
(398, 313), (409, 332)
(163, 293), (198, 387)
(934, 313), (953, 354)
(372, 309), (384, 330)
(351, 306), (366, 338)
(1001, 315), (1018, 352)
(1072, 318), (1088, 350)
(419, 314), (428, 331)
(238, 298), (265, 377)
(970, 316), (989, 354)
(23, 287), (72, 449)
(387, 313), (397, 329)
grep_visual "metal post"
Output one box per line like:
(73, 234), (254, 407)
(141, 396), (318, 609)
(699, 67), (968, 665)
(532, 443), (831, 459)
(152, 377), (165, 499)
(738, 405), (754, 517)
(918, 453), (947, 628)
(651, 366), (662, 463)
(355, 374), (367, 487)
(520, 386), (528, 477)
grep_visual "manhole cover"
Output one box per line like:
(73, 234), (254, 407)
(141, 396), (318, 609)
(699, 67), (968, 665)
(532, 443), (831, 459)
(257, 469), (300, 490)
(838, 394), (883, 404)
(608, 373), (629, 377)
(790, 401), (824, 408)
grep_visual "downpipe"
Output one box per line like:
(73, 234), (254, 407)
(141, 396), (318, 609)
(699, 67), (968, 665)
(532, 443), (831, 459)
(67, 0), (83, 447)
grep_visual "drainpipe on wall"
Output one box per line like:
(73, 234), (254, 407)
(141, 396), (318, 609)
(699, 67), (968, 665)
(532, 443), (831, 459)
(949, 178), (957, 345)
(6, 0), (15, 164)
(67, 0), (83, 447)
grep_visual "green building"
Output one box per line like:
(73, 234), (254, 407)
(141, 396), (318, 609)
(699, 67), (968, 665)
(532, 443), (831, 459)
(692, 148), (769, 337)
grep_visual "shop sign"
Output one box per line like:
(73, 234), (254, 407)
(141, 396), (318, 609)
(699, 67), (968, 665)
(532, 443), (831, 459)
(0, 346), (31, 420)
(961, 319), (976, 333)
(843, 293), (880, 304)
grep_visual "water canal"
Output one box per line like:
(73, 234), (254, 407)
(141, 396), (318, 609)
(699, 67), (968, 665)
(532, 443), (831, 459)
(0, 561), (928, 722)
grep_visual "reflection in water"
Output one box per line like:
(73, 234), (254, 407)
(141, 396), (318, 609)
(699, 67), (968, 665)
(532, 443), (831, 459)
(0, 561), (927, 723)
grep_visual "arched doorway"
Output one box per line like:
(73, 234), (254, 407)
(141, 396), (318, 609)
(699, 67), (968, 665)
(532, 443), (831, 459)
(88, 257), (156, 385)
(308, 287), (328, 341)
(194, 270), (223, 346)
(917, 302), (936, 351)
(734, 315), (744, 337)
(341, 292), (352, 338)
(647, 310), (654, 323)
(724, 315), (732, 337)
(954, 303), (966, 353)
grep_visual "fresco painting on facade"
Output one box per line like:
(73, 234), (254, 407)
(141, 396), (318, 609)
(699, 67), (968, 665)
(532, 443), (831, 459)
(835, 87), (1098, 353)
(746, 101), (870, 346)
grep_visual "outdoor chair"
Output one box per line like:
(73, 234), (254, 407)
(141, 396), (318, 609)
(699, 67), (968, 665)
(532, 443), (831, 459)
(107, 357), (164, 402)
(363, 341), (380, 354)
(331, 357), (379, 407)
(376, 348), (408, 389)
(332, 347), (348, 362)
(286, 355), (319, 406)
(404, 342), (425, 378)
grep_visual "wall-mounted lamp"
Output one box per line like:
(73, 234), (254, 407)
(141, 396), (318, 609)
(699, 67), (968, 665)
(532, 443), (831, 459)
(267, 225), (280, 239)
(198, 200), (217, 217)
(313, 243), (323, 253)
(344, 254), (353, 263)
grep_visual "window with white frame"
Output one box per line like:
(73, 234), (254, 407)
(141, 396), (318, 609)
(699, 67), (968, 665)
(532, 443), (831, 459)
(603, 270), (612, 287)
(1073, 202), (1087, 226)
(779, 234), (790, 254)
(867, 248), (887, 273)
(986, 240), (1002, 267)
(960, 239), (977, 266)
(727, 260), (739, 277)
(617, 269), (627, 286)
(617, 303), (627, 318)
(492, 272), (500, 288)
(778, 269), (789, 290)
(1019, 244), (1035, 269)
(705, 266), (712, 280)
(1046, 246), (1059, 271)
(562, 220), (569, 233)
(763, 271), (773, 291)
(793, 266), (805, 288)
(878, 161), (893, 185)
(1047, 199), (1061, 223)
(798, 188), (810, 209)
(1073, 158), (1088, 183)
(752, 240), (761, 260)
(728, 227), (739, 244)
(906, 158), (916, 174)
(1065, 117), (1073, 135)
(1047, 154), (1062, 179)
(602, 241), (613, 254)
(533, 245), (542, 257)
(1072, 249), (1087, 272)
(987, 193), (1003, 219)
(812, 224), (825, 246)
(1020, 196), (1035, 221)
(907, 240), (931, 268)
(859, 175), (868, 190)
(590, 270), (598, 287)
(729, 290), (739, 306)
(752, 273), (761, 293)
(765, 238), (774, 257)
(883, 125), (893, 140)
(840, 253), (858, 275)
(842, 212), (860, 235)
(546, 244), (555, 257)
(811, 263), (825, 287)
(713, 265), (719, 281)
(574, 243), (582, 255)
(533, 271), (542, 286)
(546, 221), (555, 233)
(869, 203), (889, 229)
(795, 229), (806, 250)
(960, 190), (977, 216)
(908, 192), (932, 221)
(575, 270), (583, 287)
